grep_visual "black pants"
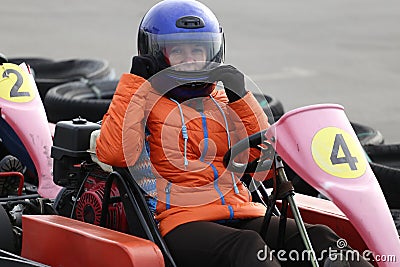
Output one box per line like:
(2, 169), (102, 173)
(164, 217), (373, 267)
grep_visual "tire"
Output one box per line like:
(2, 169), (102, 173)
(364, 143), (400, 209)
(9, 57), (54, 66)
(0, 205), (16, 254)
(252, 93), (285, 124)
(391, 209), (400, 236)
(369, 162), (400, 209)
(364, 144), (400, 168)
(351, 122), (384, 146)
(44, 80), (118, 123)
(13, 58), (115, 100)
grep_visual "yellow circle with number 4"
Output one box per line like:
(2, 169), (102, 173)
(311, 127), (367, 178)
(0, 63), (35, 103)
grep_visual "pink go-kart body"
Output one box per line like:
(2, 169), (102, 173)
(0, 63), (62, 199)
(265, 104), (400, 266)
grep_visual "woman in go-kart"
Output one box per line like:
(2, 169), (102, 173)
(96, 1), (372, 266)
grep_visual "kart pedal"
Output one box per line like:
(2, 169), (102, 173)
(0, 155), (25, 196)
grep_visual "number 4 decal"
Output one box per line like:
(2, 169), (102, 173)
(330, 134), (358, 170)
(312, 127), (367, 179)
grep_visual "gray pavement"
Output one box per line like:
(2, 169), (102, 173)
(2, 0), (400, 142)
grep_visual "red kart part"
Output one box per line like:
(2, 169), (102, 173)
(21, 215), (165, 267)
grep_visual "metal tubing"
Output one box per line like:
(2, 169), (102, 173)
(276, 160), (319, 267)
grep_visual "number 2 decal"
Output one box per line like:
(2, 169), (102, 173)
(2, 69), (30, 97)
(312, 127), (367, 178)
(0, 63), (35, 103)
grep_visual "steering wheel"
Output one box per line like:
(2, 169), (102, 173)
(223, 129), (274, 173)
(224, 129), (323, 267)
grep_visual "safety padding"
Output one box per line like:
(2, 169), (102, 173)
(21, 215), (165, 267)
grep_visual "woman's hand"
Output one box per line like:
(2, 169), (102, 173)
(130, 53), (169, 79)
(210, 65), (246, 102)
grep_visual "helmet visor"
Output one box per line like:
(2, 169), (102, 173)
(145, 32), (224, 69)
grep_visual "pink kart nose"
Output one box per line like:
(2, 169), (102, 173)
(265, 104), (400, 266)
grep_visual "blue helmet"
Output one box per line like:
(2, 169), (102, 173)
(137, 0), (225, 65)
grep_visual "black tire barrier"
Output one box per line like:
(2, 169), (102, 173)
(9, 58), (115, 100)
(9, 57), (54, 66)
(391, 209), (400, 236)
(364, 143), (400, 168)
(363, 143), (400, 209)
(44, 80), (286, 125)
(44, 80), (118, 123)
(369, 162), (400, 209)
(351, 122), (384, 146)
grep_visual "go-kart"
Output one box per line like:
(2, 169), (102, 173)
(0, 61), (399, 266)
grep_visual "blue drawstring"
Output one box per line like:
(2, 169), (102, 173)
(210, 96), (239, 194)
(170, 96), (240, 194)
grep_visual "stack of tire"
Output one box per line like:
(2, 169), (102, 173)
(363, 144), (400, 235)
(44, 80), (118, 123)
(9, 57), (115, 102)
(42, 80), (286, 124)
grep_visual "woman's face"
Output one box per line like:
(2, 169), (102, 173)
(165, 44), (207, 71)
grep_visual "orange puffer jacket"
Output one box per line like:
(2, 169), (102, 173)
(97, 73), (270, 236)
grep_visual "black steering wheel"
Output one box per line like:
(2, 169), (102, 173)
(223, 129), (274, 173)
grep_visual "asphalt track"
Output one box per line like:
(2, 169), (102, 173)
(2, 0), (400, 142)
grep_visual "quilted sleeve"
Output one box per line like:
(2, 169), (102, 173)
(229, 91), (269, 137)
(96, 73), (150, 167)
(228, 92), (270, 162)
